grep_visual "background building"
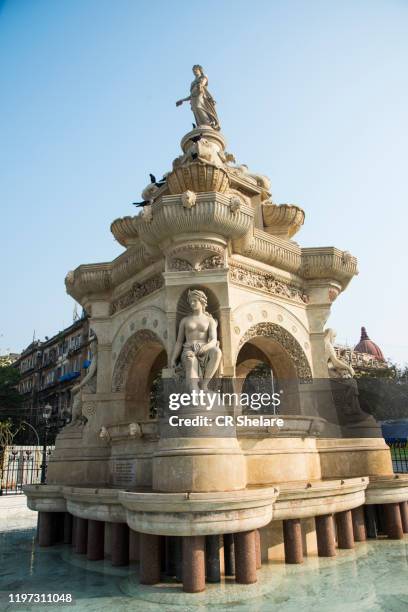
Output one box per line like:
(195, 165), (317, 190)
(335, 326), (387, 374)
(14, 313), (93, 438)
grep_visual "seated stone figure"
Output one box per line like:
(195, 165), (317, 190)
(171, 289), (222, 393)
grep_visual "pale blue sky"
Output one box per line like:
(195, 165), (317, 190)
(1, 0), (407, 364)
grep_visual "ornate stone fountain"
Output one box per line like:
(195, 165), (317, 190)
(25, 66), (408, 594)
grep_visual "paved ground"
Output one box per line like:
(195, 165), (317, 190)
(0, 494), (38, 530)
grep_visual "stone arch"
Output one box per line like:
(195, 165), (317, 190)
(112, 329), (165, 393)
(238, 322), (312, 383)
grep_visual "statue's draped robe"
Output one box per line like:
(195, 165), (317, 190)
(190, 76), (220, 130)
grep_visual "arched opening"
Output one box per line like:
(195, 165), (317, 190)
(112, 330), (167, 422)
(236, 337), (298, 414)
(236, 323), (312, 416)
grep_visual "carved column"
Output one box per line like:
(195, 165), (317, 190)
(182, 536), (206, 593)
(71, 516), (77, 546)
(335, 510), (354, 549)
(140, 534), (161, 585)
(205, 535), (221, 583)
(382, 503), (403, 539)
(234, 530), (257, 584)
(63, 512), (73, 545)
(254, 529), (261, 569)
(111, 522), (129, 566)
(74, 517), (88, 554)
(399, 501), (408, 534)
(315, 514), (336, 557)
(223, 533), (235, 576)
(351, 506), (366, 541)
(283, 518), (303, 564)
(87, 519), (105, 561)
(38, 512), (55, 547)
(95, 344), (112, 393)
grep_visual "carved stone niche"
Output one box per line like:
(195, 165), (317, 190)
(166, 239), (227, 272)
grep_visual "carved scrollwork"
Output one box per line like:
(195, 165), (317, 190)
(169, 254), (224, 272)
(200, 255), (224, 270)
(82, 401), (97, 417)
(110, 274), (164, 315)
(229, 263), (308, 303)
(238, 322), (313, 383)
(169, 258), (192, 271)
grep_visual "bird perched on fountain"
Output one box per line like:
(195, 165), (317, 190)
(132, 172), (167, 207)
(149, 173), (166, 187)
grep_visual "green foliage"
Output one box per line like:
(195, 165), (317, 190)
(0, 365), (22, 411)
(356, 362), (408, 421)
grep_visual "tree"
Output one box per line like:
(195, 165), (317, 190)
(355, 362), (408, 421)
(0, 364), (22, 413)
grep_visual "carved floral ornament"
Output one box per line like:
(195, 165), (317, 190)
(229, 195), (242, 213)
(181, 190), (197, 209)
(229, 263), (308, 304)
(166, 241), (226, 273)
(169, 255), (224, 272)
(238, 322), (313, 383)
(110, 274), (164, 315)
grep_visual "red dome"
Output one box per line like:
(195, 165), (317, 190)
(354, 327), (385, 361)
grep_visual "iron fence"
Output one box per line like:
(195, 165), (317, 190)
(0, 445), (54, 495)
(385, 439), (408, 474)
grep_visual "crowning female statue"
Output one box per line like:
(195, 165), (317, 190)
(171, 289), (222, 393)
(176, 65), (221, 131)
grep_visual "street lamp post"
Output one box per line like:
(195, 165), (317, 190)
(40, 404), (52, 484)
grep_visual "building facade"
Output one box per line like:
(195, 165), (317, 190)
(15, 315), (92, 431)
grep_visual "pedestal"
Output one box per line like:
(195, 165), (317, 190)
(87, 519), (105, 561)
(315, 514), (336, 557)
(382, 503), (403, 539)
(182, 536), (206, 593)
(140, 533), (161, 585)
(351, 506), (366, 541)
(399, 501), (408, 534)
(111, 522), (129, 566)
(74, 517), (88, 555)
(335, 510), (354, 549)
(283, 518), (303, 564)
(234, 531), (257, 584)
(223, 533), (235, 576)
(38, 512), (54, 547)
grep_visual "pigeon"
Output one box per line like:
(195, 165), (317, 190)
(132, 201), (149, 207)
(188, 134), (203, 144)
(149, 173), (166, 187)
(192, 122), (196, 129)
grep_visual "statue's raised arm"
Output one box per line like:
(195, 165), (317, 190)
(176, 65), (220, 131)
